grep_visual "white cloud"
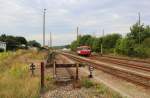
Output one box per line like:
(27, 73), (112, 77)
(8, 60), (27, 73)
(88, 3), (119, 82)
(0, 0), (150, 46)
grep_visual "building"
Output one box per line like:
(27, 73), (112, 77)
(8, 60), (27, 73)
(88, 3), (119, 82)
(0, 41), (6, 51)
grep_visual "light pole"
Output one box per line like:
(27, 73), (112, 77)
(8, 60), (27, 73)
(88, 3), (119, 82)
(138, 12), (141, 44)
(50, 32), (52, 48)
(101, 29), (104, 56)
(43, 9), (46, 47)
(77, 26), (79, 40)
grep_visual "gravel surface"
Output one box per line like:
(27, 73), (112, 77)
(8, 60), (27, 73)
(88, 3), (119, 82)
(42, 84), (101, 98)
(42, 54), (102, 98)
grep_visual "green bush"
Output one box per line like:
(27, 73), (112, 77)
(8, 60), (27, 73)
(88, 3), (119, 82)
(0, 48), (4, 52)
(95, 83), (107, 94)
(81, 78), (94, 88)
(95, 83), (124, 98)
(115, 38), (136, 56)
(142, 38), (150, 48)
(134, 45), (150, 58)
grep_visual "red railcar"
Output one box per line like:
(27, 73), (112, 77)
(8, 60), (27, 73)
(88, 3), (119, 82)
(76, 46), (91, 56)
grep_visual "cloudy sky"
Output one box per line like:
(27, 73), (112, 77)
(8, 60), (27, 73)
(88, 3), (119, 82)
(0, 0), (150, 46)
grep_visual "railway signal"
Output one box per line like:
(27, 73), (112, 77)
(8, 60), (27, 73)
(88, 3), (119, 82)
(88, 65), (94, 78)
(30, 63), (36, 76)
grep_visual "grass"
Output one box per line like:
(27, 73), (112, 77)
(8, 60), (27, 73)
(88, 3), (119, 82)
(0, 50), (125, 98)
(80, 77), (125, 98)
(0, 50), (27, 72)
(0, 49), (47, 98)
(81, 78), (94, 88)
(94, 83), (124, 98)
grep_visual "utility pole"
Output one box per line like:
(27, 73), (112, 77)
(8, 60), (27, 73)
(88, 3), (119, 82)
(101, 29), (104, 56)
(43, 9), (46, 47)
(138, 12), (141, 44)
(77, 26), (79, 40)
(49, 32), (52, 48)
(76, 26), (79, 47)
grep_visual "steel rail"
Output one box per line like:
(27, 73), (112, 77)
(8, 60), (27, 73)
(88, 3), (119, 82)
(103, 55), (150, 64)
(89, 56), (150, 72)
(61, 52), (150, 88)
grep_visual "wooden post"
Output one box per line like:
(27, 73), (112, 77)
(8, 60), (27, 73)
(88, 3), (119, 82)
(73, 63), (81, 88)
(76, 63), (79, 80)
(41, 62), (45, 90)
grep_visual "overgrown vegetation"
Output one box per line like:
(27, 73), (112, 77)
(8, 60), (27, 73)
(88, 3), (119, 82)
(0, 50), (47, 98)
(70, 22), (150, 58)
(28, 40), (41, 48)
(81, 78), (94, 88)
(0, 34), (41, 51)
(94, 83), (124, 98)
(80, 77), (124, 98)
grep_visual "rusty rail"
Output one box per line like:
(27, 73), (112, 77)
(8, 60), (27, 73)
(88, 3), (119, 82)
(89, 56), (150, 72)
(103, 55), (150, 64)
(61, 52), (150, 88)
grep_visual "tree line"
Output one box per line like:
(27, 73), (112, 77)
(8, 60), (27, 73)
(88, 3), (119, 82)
(0, 34), (41, 51)
(70, 22), (150, 58)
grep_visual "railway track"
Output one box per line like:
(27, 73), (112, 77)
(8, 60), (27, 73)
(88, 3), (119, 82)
(102, 55), (150, 64)
(53, 53), (76, 83)
(61, 52), (150, 88)
(89, 56), (150, 72)
(54, 67), (75, 84)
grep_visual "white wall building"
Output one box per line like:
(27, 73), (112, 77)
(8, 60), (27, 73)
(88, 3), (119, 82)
(0, 41), (6, 51)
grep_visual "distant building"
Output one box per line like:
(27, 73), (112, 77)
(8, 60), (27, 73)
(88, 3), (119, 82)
(0, 41), (6, 51)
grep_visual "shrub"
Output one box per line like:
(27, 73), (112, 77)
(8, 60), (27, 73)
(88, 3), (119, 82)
(95, 83), (123, 98)
(0, 48), (4, 52)
(95, 83), (107, 95)
(134, 45), (149, 58)
(81, 78), (94, 88)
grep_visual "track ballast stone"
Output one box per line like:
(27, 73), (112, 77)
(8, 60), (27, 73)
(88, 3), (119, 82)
(42, 84), (101, 98)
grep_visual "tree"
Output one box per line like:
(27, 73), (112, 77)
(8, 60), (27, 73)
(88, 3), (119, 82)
(100, 33), (122, 53)
(92, 38), (101, 52)
(115, 38), (136, 56)
(15, 37), (27, 45)
(70, 35), (94, 51)
(0, 34), (7, 41)
(78, 35), (93, 46)
(28, 40), (41, 48)
(127, 22), (150, 43)
(70, 40), (78, 51)
(0, 34), (28, 50)
(142, 38), (150, 48)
